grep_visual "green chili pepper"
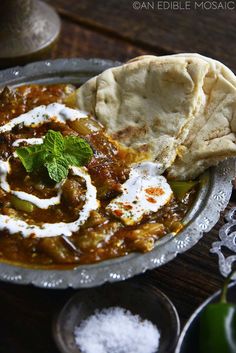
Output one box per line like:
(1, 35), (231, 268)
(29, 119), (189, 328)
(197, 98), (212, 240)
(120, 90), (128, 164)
(168, 181), (197, 200)
(11, 195), (35, 213)
(199, 269), (236, 353)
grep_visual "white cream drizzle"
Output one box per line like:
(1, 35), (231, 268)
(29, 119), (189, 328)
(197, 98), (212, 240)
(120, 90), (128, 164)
(0, 166), (99, 238)
(0, 160), (62, 209)
(0, 104), (99, 238)
(107, 162), (172, 225)
(12, 138), (44, 147)
(0, 103), (172, 238)
(0, 103), (88, 133)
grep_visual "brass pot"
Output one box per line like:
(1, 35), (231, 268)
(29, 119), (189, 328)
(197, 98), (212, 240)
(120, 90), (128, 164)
(0, 0), (61, 68)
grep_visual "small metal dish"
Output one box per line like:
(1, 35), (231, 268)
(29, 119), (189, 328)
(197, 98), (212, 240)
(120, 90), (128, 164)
(0, 58), (234, 288)
(53, 281), (180, 353)
(175, 282), (236, 353)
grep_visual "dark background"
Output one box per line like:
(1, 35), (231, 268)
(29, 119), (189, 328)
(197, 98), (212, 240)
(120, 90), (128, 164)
(49, 0), (236, 72)
(1, 1), (236, 352)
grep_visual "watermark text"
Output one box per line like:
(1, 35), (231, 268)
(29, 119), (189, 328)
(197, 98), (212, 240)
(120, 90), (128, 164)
(132, 1), (235, 11)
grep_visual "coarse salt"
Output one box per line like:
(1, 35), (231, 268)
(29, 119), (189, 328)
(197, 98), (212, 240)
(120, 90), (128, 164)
(74, 306), (160, 353)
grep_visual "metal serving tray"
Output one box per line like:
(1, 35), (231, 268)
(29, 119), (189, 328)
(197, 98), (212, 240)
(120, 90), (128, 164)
(0, 58), (234, 288)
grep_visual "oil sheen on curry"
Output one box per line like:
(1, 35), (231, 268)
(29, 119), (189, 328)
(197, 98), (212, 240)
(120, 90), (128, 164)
(0, 84), (197, 269)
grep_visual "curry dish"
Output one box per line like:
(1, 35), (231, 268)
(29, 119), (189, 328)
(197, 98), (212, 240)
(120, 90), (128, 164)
(0, 84), (197, 269)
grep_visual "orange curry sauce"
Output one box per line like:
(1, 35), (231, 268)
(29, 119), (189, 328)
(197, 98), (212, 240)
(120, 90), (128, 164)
(0, 85), (197, 268)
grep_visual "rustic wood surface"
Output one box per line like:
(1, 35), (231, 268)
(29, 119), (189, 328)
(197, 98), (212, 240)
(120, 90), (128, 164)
(1, 1), (236, 352)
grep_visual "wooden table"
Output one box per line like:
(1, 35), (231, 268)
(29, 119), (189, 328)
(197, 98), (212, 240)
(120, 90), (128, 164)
(1, 1), (236, 352)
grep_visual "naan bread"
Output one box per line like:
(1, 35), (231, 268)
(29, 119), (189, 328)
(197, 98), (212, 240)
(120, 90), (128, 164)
(76, 55), (209, 172)
(167, 54), (236, 179)
(76, 54), (236, 179)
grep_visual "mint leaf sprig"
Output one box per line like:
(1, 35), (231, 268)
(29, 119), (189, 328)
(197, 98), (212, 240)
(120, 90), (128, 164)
(16, 130), (93, 182)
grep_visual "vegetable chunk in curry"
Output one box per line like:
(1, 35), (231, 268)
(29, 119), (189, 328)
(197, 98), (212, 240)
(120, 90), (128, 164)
(0, 84), (197, 269)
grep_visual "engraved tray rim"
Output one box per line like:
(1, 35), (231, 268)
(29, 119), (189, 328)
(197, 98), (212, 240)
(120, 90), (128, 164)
(0, 58), (234, 288)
